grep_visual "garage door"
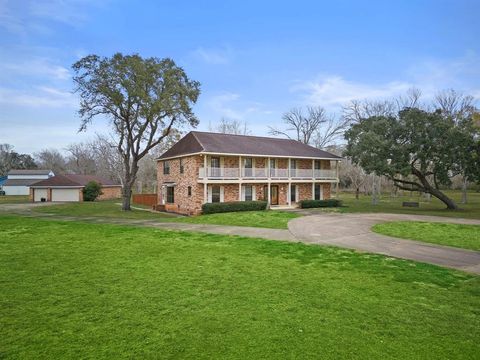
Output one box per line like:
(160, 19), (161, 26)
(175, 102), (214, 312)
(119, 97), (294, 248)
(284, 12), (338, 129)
(33, 189), (48, 202)
(51, 188), (79, 202)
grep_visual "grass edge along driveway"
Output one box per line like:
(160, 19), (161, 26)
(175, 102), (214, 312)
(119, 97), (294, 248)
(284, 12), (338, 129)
(1, 215), (479, 359)
(372, 221), (480, 251)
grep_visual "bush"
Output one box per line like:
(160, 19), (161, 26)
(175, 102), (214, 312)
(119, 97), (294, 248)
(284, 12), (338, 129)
(299, 199), (342, 208)
(202, 200), (268, 214)
(83, 181), (103, 202)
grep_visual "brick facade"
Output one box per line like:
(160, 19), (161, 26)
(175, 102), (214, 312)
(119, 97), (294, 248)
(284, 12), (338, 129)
(98, 186), (121, 200)
(157, 154), (337, 215)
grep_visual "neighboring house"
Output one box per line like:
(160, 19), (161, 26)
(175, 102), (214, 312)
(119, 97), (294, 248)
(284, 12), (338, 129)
(30, 174), (122, 202)
(157, 131), (341, 215)
(3, 169), (54, 195)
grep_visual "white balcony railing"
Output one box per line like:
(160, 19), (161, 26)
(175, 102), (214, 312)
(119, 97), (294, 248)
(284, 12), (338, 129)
(199, 167), (338, 180)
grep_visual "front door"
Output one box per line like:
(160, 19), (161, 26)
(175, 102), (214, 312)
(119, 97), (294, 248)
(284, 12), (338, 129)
(271, 185), (279, 205)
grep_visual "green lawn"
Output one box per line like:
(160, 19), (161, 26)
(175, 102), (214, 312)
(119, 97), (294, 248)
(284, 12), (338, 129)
(32, 200), (177, 220)
(336, 190), (480, 219)
(175, 210), (298, 229)
(33, 201), (297, 229)
(1, 216), (479, 359)
(0, 195), (30, 204)
(372, 221), (480, 251)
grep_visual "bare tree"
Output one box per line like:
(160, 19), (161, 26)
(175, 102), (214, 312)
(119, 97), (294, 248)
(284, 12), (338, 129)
(270, 106), (346, 147)
(90, 135), (125, 185)
(313, 116), (351, 149)
(210, 118), (251, 135)
(341, 159), (366, 199)
(434, 89), (476, 124)
(343, 99), (397, 123)
(35, 149), (67, 173)
(65, 142), (97, 175)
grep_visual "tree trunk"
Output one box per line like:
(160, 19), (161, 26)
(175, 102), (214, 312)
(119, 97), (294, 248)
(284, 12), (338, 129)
(355, 187), (359, 200)
(410, 168), (458, 210)
(461, 177), (467, 204)
(122, 184), (132, 211)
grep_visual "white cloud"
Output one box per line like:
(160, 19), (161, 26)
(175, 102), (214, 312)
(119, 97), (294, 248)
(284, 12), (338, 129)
(193, 46), (232, 65)
(293, 53), (480, 109)
(293, 76), (412, 108)
(0, 58), (70, 80)
(0, 86), (76, 107)
(0, 0), (103, 34)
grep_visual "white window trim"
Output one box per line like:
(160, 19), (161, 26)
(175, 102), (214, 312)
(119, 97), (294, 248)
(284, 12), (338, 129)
(208, 185), (224, 203)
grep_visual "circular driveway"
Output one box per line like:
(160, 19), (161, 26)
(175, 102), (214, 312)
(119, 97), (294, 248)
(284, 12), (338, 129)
(288, 213), (480, 274)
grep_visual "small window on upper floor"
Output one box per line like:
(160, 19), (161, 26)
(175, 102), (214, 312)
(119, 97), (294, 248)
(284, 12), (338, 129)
(187, 186), (192, 196)
(179, 158), (184, 174)
(163, 161), (170, 175)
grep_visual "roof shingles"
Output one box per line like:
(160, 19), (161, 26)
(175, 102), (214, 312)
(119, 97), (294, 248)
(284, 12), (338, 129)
(158, 131), (341, 160)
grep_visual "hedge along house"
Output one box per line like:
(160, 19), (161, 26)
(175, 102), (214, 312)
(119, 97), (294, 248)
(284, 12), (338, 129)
(157, 131), (341, 215)
(30, 174), (122, 202)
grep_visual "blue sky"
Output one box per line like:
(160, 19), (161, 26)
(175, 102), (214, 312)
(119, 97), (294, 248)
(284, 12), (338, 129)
(1, 0), (479, 154)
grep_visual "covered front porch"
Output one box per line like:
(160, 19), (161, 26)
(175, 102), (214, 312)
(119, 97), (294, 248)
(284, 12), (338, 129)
(202, 182), (331, 208)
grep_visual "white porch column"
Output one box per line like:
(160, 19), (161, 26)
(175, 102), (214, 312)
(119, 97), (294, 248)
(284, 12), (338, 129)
(239, 183), (242, 201)
(287, 182), (291, 206)
(267, 182), (271, 208)
(312, 159), (315, 179)
(267, 157), (271, 179)
(312, 182), (315, 200)
(203, 182), (207, 204)
(239, 156), (242, 178)
(336, 160), (339, 198)
(203, 155), (208, 179)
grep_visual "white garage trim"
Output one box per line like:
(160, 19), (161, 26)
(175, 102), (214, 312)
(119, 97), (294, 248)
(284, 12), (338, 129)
(33, 189), (48, 202)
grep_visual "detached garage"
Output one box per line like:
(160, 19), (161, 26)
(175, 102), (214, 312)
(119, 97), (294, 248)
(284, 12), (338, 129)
(30, 174), (121, 202)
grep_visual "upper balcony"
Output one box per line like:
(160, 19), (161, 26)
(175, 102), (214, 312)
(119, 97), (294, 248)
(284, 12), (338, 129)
(198, 167), (338, 181)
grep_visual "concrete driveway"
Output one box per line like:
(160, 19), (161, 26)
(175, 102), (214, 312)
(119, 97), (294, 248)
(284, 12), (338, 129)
(288, 213), (480, 274)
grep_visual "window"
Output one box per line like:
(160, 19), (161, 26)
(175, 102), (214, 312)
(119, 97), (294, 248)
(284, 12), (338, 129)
(270, 159), (276, 177)
(244, 158), (253, 177)
(314, 160), (321, 170)
(163, 161), (170, 175)
(290, 184), (296, 202)
(211, 185), (221, 203)
(211, 157), (220, 177)
(290, 159), (297, 177)
(166, 186), (175, 203)
(244, 185), (253, 201)
(314, 184), (321, 200)
(179, 158), (184, 174)
(187, 186), (192, 196)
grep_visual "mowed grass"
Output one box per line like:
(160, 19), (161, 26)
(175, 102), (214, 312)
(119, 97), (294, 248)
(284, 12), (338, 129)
(175, 210), (298, 229)
(373, 221), (480, 251)
(0, 195), (30, 204)
(1, 216), (479, 359)
(336, 190), (480, 219)
(33, 201), (297, 229)
(32, 199), (177, 220)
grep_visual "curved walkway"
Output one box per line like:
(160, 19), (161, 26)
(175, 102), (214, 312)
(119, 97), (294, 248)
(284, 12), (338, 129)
(288, 213), (480, 274)
(4, 203), (480, 274)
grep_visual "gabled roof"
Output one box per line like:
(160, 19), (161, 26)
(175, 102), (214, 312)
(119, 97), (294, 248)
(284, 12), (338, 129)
(4, 179), (43, 186)
(63, 174), (121, 186)
(7, 169), (53, 176)
(158, 131), (342, 160)
(31, 174), (121, 188)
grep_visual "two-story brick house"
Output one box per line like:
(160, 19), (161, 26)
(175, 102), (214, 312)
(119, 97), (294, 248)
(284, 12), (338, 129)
(157, 131), (341, 215)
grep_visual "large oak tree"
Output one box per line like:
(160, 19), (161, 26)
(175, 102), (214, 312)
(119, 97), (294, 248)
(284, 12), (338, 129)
(73, 53), (200, 210)
(345, 107), (479, 210)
